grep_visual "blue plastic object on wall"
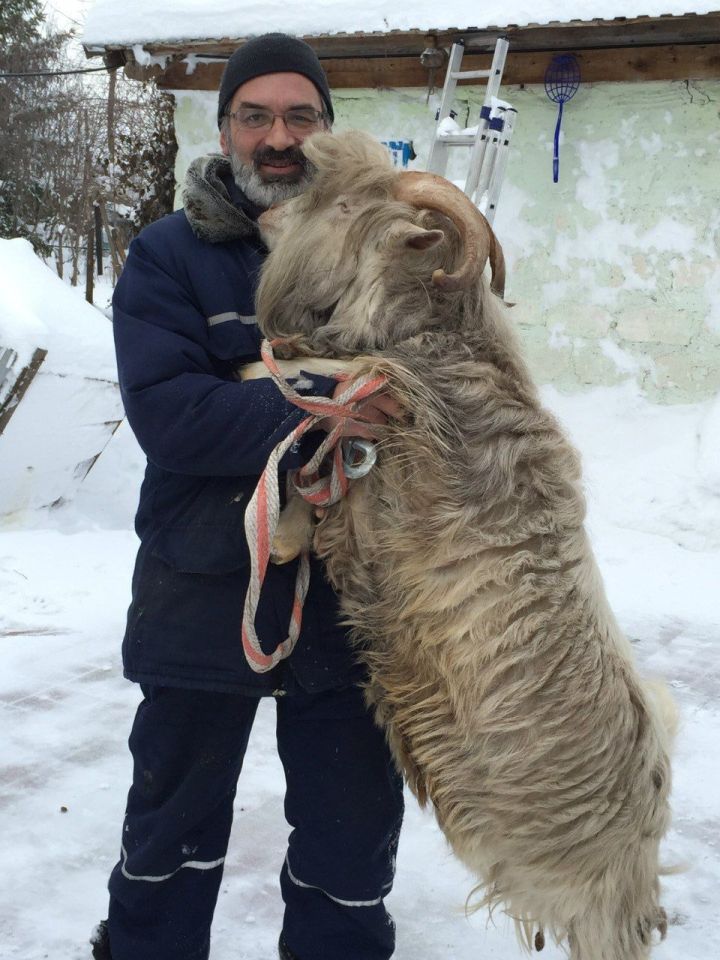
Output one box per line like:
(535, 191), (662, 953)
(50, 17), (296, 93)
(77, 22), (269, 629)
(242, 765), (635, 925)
(381, 139), (417, 168)
(544, 54), (581, 183)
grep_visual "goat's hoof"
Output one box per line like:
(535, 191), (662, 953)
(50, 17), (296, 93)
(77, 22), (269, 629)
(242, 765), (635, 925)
(270, 537), (302, 565)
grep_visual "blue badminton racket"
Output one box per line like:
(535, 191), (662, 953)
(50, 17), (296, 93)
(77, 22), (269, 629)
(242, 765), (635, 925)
(544, 54), (581, 183)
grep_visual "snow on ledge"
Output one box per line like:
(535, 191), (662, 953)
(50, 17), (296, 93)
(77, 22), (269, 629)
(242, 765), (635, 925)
(82, 1), (720, 48)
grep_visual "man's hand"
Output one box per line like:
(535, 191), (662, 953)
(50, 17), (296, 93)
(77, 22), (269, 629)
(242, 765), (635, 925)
(318, 380), (404, 440)
(313, 381), (403, 520)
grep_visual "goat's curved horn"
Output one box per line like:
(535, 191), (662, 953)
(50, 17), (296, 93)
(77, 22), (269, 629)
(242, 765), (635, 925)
(392, 171), (506, 297)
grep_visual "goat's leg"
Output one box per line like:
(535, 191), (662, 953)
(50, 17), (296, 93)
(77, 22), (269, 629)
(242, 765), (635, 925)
(271, 491), (315, 564)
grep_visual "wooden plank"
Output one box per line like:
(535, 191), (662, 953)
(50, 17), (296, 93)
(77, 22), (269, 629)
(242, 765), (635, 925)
(492, 14), (720, 52)
(0, 349), (48, 439)
(482, 43), (720, 84)
(141, 42), (720, 91)
(0, 347), (16, 394)
(93, 13), (720, 61)
(573, 43), (720, 83)
(74, 418), (124, 482)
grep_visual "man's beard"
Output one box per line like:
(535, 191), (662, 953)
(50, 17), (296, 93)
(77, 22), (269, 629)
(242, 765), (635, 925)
(229, 144), (316, 208)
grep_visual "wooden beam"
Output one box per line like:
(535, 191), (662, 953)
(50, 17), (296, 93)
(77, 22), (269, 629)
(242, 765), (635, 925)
(320, 46), (720, 86)
(133, 42), (720, 91)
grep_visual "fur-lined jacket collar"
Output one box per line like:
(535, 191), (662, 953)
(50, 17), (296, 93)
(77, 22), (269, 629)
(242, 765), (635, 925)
(182, 154), (264, 244)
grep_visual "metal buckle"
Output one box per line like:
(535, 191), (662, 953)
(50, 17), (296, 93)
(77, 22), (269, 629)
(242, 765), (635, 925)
(341, 438), (377, 479)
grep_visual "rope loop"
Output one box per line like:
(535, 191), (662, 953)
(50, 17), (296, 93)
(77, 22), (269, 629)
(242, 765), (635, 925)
(241, 339), (386, 672)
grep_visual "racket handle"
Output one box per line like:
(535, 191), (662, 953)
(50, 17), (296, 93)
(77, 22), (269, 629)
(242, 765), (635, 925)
(553, 101), (564, 184)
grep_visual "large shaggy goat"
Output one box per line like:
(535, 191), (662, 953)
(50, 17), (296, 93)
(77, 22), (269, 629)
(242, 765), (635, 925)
(246, 131), (676, 959)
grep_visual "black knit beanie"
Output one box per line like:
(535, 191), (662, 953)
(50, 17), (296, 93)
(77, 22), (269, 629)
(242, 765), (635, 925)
(217, 33), (334, 128)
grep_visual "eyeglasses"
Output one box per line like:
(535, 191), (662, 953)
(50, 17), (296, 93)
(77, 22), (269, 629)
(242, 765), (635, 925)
(226, 107), (327, 134)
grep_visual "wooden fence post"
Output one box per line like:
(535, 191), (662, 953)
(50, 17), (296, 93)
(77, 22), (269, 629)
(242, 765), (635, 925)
(98, 200), (125, 281)
(57, 230), (64, 280)
(94, 203), (104, 276)
(85, 225), (95, 304)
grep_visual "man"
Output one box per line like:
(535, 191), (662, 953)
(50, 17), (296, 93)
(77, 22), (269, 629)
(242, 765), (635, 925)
(91, 34), (404, 960)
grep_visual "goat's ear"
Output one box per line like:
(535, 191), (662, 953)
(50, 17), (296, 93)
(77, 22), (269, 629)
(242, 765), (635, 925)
(388, 223), (445, 252)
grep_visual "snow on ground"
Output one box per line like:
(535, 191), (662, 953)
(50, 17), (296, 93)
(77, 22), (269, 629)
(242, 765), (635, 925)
(0, 238), (117, 382)
(0, 239), (123, 524)
(2, 277), (719, 957)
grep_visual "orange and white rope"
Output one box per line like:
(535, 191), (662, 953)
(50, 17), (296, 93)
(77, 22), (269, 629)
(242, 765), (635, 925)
(241, 339), (386, 673)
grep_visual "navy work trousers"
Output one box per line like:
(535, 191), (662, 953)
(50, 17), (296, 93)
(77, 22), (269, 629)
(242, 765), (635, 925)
(105, 684), (404, 960)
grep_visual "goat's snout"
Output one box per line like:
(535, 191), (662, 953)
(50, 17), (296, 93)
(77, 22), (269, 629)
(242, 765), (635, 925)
(257, 203), (290, 247)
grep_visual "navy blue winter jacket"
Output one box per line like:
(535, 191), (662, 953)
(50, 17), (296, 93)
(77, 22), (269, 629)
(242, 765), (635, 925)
(113, 157), (362, 695)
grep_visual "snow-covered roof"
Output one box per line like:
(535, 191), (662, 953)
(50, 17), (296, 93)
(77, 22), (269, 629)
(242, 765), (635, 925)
(82, 1), (720, 48)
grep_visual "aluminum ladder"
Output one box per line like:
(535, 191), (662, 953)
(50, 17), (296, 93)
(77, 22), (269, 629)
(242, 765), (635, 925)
(426, 38), (516, 224)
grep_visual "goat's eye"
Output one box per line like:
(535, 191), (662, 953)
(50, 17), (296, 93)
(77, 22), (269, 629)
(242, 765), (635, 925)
(337, 199), (351, 214)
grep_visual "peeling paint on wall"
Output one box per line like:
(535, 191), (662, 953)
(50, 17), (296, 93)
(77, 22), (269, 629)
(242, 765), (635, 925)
(172, 80), (720, 403)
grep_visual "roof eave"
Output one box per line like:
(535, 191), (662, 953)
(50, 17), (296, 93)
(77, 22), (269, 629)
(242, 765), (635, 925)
(83, 14), (720, 86)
